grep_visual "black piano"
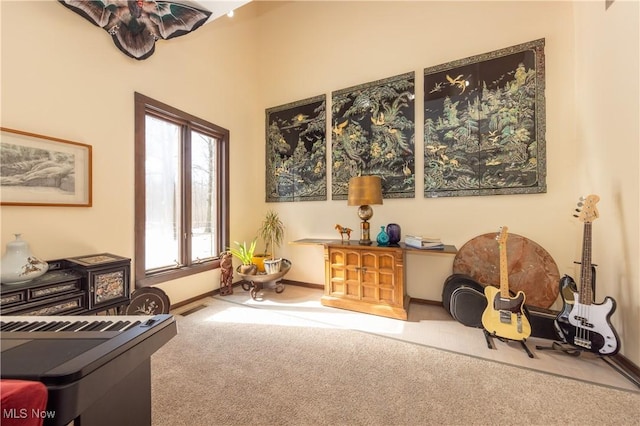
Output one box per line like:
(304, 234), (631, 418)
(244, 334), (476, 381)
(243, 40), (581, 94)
(1, 314), (177, 426)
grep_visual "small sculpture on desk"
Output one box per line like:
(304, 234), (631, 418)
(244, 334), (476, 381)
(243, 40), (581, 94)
(335, 224), (352, 243)
(219, 251), (234, 296)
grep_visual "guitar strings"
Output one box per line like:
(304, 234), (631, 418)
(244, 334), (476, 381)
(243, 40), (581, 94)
(576, 222), (593, 349)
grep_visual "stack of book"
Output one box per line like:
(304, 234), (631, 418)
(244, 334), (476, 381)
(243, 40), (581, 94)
(404, 235), (444, 250)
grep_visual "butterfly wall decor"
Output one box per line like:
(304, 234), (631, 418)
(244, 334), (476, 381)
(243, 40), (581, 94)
(59, 0), (212, 60)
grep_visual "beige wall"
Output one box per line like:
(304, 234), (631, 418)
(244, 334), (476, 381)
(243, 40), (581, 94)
(1, 1), (638, 365)
(572, 0), (640, 364)
(1, 0), (264, 302)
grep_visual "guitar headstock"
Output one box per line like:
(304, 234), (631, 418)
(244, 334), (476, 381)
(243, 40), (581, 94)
(495, 226), (509, 246)
(574, 194), (600, 223)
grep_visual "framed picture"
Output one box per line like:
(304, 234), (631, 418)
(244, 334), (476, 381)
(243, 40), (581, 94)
(423, 39), (546, 197)
(265, 95), (327, 202)
(332, 72), (415, 200)
(1, 127), (92, 206)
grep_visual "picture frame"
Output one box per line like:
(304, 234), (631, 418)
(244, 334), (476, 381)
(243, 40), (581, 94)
(331, 72), (415, 200)
(265, 95), (327, 202)
(1, 127), (92, 206)
(423, 39), (546, 198)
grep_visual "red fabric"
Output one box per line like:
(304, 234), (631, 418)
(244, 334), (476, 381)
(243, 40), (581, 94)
(0, 380), (48, 426)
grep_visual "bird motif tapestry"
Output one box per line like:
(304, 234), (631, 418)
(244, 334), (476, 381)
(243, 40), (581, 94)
(423, 38), (546, 198)
(58, 0), (212, 60)
(331, 72), (416, 200)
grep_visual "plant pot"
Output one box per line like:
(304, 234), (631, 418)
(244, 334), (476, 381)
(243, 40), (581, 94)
(238, 264), (257, 275)
(263, 258), (282, 274)
(251, 254), (271, 273)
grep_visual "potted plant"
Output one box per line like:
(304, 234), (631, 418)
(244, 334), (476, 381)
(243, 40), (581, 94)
(228, 239), (257, 275)
(255, 210), (285, 273)
(258, 210), (285, 259)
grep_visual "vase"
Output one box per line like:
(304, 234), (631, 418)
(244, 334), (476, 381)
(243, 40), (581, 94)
(376, 226), (390, 246)
(1, 234), (49, 285)
(386, 223), (401, 245)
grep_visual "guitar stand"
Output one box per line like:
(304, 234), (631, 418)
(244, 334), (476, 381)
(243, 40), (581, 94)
(535, 341), (583, 357)
(483, 330), (534, 358)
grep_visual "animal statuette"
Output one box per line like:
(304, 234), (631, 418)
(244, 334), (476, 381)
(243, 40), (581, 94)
(335, 224), (352, 242)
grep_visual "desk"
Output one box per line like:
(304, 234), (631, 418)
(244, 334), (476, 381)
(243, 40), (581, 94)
(291, 239), (457, 319)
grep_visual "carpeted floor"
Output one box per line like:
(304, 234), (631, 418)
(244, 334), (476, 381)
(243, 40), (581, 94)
(151, 295), (639, 426)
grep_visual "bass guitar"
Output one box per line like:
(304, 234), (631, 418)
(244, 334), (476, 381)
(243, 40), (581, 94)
(555, 195), (620, 355)
(481, 226), (532, 341)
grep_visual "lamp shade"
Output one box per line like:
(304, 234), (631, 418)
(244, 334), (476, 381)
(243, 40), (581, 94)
(347, 176), (383, 206)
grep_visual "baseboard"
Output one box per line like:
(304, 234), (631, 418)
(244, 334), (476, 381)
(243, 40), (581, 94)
(608, 354), (640, 389)
(169, 283), (244, 310)
(282, 279), (323, 290)
(409, 297), (443, 306)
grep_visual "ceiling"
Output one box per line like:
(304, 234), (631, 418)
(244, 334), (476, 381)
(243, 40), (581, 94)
(195, 1), (253, 23)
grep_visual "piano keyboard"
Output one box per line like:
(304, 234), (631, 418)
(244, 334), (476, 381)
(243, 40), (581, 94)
(1, 314), (176, 426)
(0, 315), (155, 334)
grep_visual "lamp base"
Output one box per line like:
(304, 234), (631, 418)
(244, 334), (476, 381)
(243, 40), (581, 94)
(359, 220), (372, 245)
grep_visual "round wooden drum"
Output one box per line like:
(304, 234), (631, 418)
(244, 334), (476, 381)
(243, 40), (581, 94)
(452, 232), (560, 309)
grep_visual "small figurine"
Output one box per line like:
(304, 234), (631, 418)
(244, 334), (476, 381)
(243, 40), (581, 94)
(335, 224), (353, 242)
(219, 251), (234, 295)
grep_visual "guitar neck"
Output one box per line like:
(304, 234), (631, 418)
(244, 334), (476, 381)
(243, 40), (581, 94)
(499, 241), (510, 298)
(579, 222), (594, 305)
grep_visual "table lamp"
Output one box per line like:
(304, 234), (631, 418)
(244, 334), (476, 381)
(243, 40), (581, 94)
(347, 175), (383, 245)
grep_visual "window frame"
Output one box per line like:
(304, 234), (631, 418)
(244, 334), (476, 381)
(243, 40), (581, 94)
(134, 92), (230, 287)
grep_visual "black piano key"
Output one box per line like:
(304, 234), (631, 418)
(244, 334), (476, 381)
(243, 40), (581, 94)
(7, 322), (35, 332)
(121, 320), (142, 331)
(37, 321), (68, 332)
(1, 321), (28, 331)
(104, 321), (126, 331)
(59, 321), (89, 331)
(83, 321), (112, 331)
(31, 322), (61, 332)
(20, 321), (48, 332)
(48, 321), (72, 331)
(92, 321), (113, 331)
(74, 322), (96, 331)
(95, 321), (114, 331)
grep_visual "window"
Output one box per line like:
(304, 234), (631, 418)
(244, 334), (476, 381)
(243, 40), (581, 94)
(134, 93), (229, 286)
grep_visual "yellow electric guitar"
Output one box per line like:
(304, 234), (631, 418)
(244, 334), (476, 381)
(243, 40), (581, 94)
(481, 226), (532, 341)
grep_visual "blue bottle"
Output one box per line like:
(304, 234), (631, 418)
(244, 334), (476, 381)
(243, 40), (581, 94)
(376, 226), (390, 246)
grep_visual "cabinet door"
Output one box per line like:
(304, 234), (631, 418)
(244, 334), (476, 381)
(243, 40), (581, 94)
(361, 250), (397, 305)
(328, 248), (361, 299)
(88, 266), (130, 311)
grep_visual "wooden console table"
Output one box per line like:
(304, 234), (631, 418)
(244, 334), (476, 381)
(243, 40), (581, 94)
(291, 239), (457, 320)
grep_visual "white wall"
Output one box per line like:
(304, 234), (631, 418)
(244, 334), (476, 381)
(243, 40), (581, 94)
(1, 0), (638, 366)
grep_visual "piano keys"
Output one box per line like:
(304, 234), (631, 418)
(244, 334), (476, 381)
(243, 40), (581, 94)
(1, 314), (177, 426)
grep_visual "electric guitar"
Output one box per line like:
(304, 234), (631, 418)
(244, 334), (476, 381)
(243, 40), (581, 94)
(481, 226), (532, 341)
(555, 195), (620, 355)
